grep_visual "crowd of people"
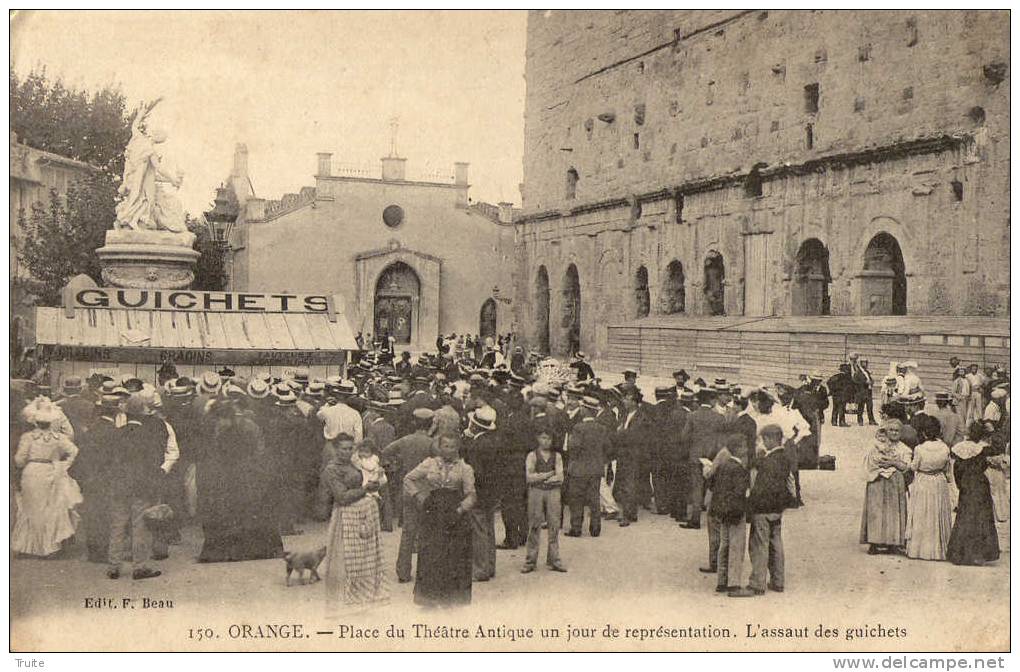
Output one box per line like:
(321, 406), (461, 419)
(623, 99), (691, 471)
(8, 339), (1010, 610)
(860, 358), (1010, 566)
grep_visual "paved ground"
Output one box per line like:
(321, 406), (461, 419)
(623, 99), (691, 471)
(10, 418), (1009, 653)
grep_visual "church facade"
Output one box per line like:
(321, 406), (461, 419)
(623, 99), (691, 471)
(220, 145), (516, 353)
(513, 10), (1010, 361)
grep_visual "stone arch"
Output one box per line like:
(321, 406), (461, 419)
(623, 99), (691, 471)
(661, 259), (686, 314)
(374, 261), (421, 345)
(479, 298), (497, 340)
(560, 263), (581, 357)
(791, 238), (831, 316)
(860, 233), (907, 315)
(703, 250), (726, 316)
(594, 248), (624, 357)
(634, 265), (650, 318)
(534, 265), (551, 354)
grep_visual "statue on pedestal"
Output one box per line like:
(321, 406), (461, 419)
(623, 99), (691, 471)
(115, 98), (187, 233)
(96, 98), (199, 289)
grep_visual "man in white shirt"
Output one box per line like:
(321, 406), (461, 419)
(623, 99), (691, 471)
(316, 381), (364, 445)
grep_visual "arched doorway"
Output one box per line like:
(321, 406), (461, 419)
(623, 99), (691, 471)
(635, 266), (650, 318)
(662, 260), (686, 314)
(479, 298), (497, 341)
(561, 264), (581, 356)
(704, 251), (726, 316)
(535, 266), (550, 354)
(791, 239), (831, 316)
(861, 233), (907, 315)
(374, 262), (420, 345)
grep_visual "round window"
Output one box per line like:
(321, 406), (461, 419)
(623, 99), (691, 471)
(382, 204), (404, 228)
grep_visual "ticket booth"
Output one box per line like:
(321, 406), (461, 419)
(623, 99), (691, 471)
(35, 286), (358, 385)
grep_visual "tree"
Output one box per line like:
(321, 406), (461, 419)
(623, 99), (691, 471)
(10, 67), (131, 174)
(188, 215), (228, 292)
(18, 172), (117, 305)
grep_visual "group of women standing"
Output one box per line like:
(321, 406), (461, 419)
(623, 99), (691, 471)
(319, 430), (478, 612)
(861, 408), (1006, 566)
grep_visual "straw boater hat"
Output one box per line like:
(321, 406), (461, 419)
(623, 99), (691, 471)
(167, 378), (194, 397)
(247, 379), (271, 399)
(198, 371), (222, 395)
(580, 395), (601, 411)
(273, 384), (297, 404)
(386, 390), (405, 406)
(468, 406), (497, 431)
(305, 381), (326, 398)
(61, 376), (83, 395)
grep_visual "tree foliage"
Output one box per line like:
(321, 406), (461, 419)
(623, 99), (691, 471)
(19, 172), (118, 305)
(9, 66), (132, 174)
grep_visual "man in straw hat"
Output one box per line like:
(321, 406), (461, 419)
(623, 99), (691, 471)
(463, 405), (500, 581)
(565, 395), (611, 538)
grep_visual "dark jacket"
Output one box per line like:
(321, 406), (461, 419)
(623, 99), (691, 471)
(462, 429), (500, 508)
(566, 417), (611, 478)
(707, 457), (749, 523)
(109, 417), (167, 499)
(748, 448), (795, 514)
(682, 406), (728, 461)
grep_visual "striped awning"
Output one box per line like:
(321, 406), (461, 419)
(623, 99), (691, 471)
(35, 306), (357, 365)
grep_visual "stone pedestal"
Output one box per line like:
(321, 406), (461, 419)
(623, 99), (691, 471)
(96, 229), (200, 289)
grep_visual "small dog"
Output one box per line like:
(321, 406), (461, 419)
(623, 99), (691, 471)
(284, 547), (327, 586)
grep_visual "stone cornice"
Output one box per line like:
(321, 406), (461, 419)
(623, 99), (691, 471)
(517, 133), (973, 225)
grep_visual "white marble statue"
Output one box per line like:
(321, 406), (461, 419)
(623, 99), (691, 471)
(114, 98), (187, 233)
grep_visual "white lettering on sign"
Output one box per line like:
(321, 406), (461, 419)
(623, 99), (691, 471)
(73, 289), (334, 315)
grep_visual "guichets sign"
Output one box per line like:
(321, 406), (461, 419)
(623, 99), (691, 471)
(72, 288), (335, 314)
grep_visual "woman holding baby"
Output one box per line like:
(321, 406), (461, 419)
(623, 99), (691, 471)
(320, 438), (389, 611)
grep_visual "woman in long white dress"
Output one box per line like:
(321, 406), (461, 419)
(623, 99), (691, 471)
(905, 416), (953, 560)
(12, 399), (82, 557)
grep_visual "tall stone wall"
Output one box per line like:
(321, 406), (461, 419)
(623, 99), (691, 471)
(515, 10), (1010, 358)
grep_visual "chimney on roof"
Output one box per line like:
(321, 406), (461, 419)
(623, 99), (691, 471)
(454, 162), (470, 208)
(498, 202), (513, 224)
(381, 155), (406, 181)
(232, 143), (249, 178)
(316, 152), (333, 177)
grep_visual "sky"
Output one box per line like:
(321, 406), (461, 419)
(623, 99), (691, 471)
(10, 10), (528, 215)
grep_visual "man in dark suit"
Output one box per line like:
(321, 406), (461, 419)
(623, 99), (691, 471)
(826, 364), (853, 427)
(107, 396), (167, 580)
(612, 388), (650, 526)
(851, 357), (878, 426)
(679, 386), (728, 529)
(647, 386), (684, 515)
(565, 396), (611, 537)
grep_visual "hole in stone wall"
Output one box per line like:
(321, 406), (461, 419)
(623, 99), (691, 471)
(634, 104), (645, 125)
(770, 120), (780, 132)
(674, 192), (684, 224)
(806, 124), (814, 149)
(814, 48), (827, 63)
(983, 62), (1007, 85)
(906, 17), (918, 47)
(745, 167), (764, 198)
(968, 106), (987, 124)
(858, 44), (872, 62)
(633, 133), (640, 150)
(637, 61), (645, 74)
(951, 180), (964, 202)
(565, 168), (579, 200)
(854, 97), (866, 113)
(584, 118), (594, 138)
(804, 83), (820, 114)
(902, 87), (913, 100)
